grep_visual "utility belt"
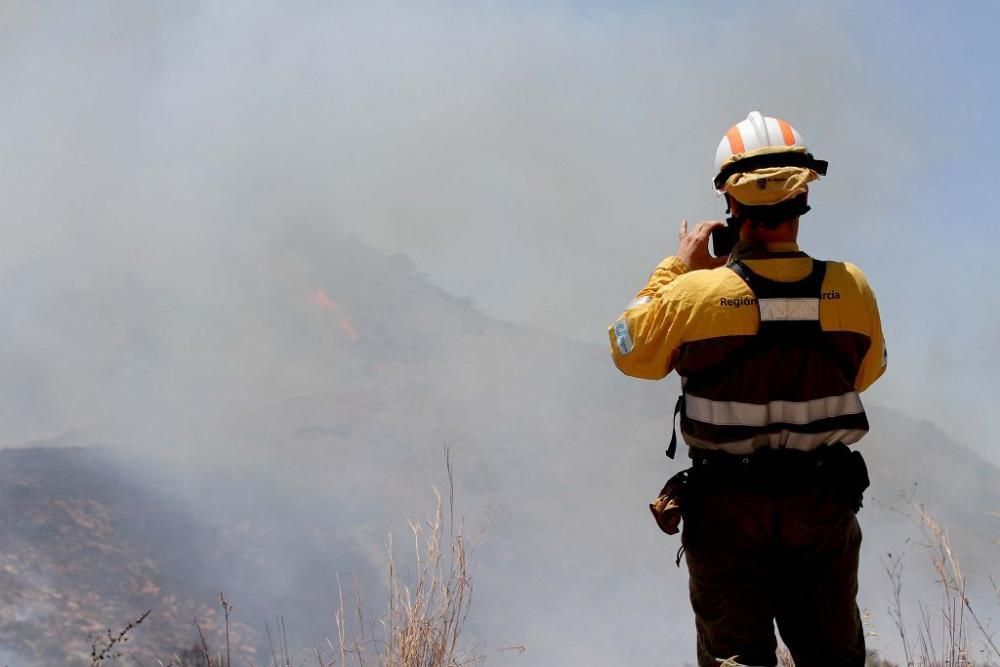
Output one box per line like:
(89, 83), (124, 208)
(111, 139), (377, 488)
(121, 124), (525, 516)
(688, 442), (863, 489)
(649, 443), (869, 536)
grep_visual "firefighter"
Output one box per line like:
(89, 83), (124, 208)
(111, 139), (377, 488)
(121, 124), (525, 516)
(610, 111), (886, 666)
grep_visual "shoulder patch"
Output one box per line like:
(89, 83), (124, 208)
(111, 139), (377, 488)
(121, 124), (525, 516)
(614, 319), (633, 355)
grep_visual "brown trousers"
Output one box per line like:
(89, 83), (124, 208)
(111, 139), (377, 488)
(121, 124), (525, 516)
(682, 481), (865, 667)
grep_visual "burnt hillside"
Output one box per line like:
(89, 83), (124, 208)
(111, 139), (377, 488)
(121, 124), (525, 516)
(0, 445), (248, 664)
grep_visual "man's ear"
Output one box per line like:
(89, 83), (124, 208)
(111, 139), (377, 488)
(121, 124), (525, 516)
(737, 214), (751, 241)
(727, 196), (742, 217)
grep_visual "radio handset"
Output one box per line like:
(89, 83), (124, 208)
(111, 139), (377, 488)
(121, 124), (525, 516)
(710, 218), (741, 258)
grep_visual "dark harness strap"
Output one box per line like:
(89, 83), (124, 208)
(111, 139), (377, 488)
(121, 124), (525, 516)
(665, 394), (684, 459)
(729, 259), (827, 337)
(728, 258), (826, 296)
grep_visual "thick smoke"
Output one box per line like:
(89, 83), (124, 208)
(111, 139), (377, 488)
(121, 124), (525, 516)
(0, 2), (990, 456)
(2, 1), (994, 462)
(0, 2), (997, 665)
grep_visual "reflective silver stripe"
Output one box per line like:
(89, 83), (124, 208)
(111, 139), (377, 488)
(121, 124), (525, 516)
(685, 392), (864, 427)
(758, 297), (819, 321)
(683, 428), (868, 455)
(628, 296), (652, 309)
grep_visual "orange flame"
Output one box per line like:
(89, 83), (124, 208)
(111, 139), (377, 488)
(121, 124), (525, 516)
(313, 289), (359, 341)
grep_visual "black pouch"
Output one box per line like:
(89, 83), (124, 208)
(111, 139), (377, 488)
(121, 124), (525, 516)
(817, 445), (869, 513)
(845, 450), (870, 513)
(649, 469), (691, 535)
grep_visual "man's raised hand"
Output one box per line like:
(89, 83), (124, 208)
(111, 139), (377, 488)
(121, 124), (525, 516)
(677, 219), (727, 270)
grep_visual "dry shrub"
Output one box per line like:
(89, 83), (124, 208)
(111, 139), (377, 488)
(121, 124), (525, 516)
(332, 485), (485, 667)
(89, 609), (150, 666)
(303, 453), (519, 667)
(882, 505), (1000, 667)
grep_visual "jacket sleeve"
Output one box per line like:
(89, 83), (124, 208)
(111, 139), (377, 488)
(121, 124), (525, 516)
(609, 256), (692, 380)
(851, 267), (887, 392)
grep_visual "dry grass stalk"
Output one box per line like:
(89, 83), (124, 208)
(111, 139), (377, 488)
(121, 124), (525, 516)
(196, 618), (216, 667)
(263, 615), (292, 667)
(335, 488), (478, 667)
(322, 449), (517, 667)
(881, 505), (999, 666)
(916, 506), (999, 664)
(884, 551), (914, 666)
(89, 609), (150, 666)
(220, 593), (232, 667)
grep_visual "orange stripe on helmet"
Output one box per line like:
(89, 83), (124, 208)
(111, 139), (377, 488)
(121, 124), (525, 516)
(726, 126), (745, 154)
(777, 118), (796, 146)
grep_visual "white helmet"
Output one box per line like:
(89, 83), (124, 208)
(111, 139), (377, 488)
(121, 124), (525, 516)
(714, 111), (804, 173)
(712, 111), (827, 193)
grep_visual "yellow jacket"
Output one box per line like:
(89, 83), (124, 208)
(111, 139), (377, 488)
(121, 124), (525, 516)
(609, 242), (886, 453)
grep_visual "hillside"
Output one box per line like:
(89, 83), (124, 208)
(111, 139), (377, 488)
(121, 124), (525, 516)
(0, 230), (996, 665)
(0, 445), (254, 664)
